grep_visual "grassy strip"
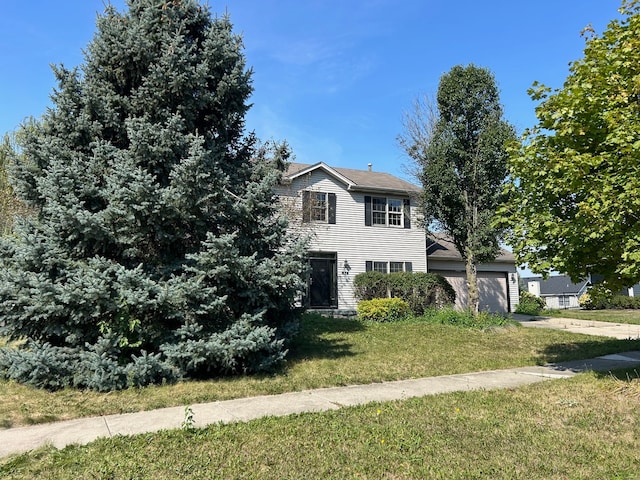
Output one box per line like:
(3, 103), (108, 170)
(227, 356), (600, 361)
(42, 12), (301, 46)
(2, 370), (639, 479)
(544, 309), (640, 325)
(2, 314), (638, 428)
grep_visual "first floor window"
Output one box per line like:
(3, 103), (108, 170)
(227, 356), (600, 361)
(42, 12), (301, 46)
(389, 261), (404, 273)
(366, 261), (413, 273)
(373, 261), (388, 274)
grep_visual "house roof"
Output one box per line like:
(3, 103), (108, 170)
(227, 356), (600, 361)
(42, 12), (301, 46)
(285, 162), (421, 195)
(426, 234), (515, 263)
(522, 275), (589, 295)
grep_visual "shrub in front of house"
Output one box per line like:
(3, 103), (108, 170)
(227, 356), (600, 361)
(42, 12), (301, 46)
(353, 271), (456, 314)
(515, 291), (547, 315)
(579, 283), (613, 310)
(607, 295), (640, 309)
(580, 287), (640, 310)
(357, 298), (410, 322)
(352, 271), (388, 300)
(386, 272), (456, 313)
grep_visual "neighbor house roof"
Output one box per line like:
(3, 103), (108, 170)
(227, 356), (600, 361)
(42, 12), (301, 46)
(426, 234), (515, 264)
(522, 275), (589, 296)
(284, 162), (420, 195)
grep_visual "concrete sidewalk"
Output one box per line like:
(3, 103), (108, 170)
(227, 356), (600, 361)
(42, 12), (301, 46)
(514, 314), (640, 339)
(2, 349), (640, 459)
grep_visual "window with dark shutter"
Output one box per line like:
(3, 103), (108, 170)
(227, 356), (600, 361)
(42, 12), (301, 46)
(403, 199), (411, 229)
(302, 191), (311, 223)
(365, 196), (408, 227)
(328, 193), (336, 224)
(364, 196), (372, 226)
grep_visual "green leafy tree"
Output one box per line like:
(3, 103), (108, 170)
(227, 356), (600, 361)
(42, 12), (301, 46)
(399, 65), (516, 313)
(501, 1), (640, 289)
(0, 0), (307, 391)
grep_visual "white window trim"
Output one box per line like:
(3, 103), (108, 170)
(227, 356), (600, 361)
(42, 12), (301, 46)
(372, 196), (405, 228)
(366, 261), (413, 273)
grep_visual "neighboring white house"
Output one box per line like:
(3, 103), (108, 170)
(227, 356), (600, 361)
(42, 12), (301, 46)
(279, 162), (519, 314)
(426, 235), (519, 313)
(522, 275), (590, 309)
(279, 162), (425, 314)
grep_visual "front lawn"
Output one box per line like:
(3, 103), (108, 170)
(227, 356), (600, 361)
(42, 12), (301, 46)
(2, 313), (638, 428)
(544, 309), (640, 325)
(2, 370), (639, 479)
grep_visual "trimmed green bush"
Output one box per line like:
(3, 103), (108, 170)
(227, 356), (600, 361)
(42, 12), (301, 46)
(352, 271), (388, 300)
(515, 291), (547, 315)
(353, 271), (455, 314)
(357, 298), (410, 322)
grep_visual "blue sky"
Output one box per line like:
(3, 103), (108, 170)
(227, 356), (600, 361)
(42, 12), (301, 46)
(1, 0), (623, 182)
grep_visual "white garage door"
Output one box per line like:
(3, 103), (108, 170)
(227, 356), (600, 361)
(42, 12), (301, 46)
(433, 271), (508, 313)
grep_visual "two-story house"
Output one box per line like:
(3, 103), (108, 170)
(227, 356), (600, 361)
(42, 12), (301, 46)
(279, 162), (425, 313)
(279, 161), (519, 314)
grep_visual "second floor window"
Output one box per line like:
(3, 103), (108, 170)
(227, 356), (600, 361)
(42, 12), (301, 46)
(312, 192), (327, 222)
(302, 190), (336, 224)
(365, 196), (410, 228)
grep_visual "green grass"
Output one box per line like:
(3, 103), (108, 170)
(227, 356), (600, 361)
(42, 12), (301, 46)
(544, 308), (640, 325)
(1, 313), (638, 428)
(2, 370), (639, 479)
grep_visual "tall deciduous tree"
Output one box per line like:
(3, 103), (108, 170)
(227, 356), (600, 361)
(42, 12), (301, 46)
(0, 0), (307, 391)
(400, 65), (516, 313)
(501, 1), (640, 289)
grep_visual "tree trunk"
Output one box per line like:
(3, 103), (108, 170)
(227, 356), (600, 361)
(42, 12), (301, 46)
(465, 249), (479, 314)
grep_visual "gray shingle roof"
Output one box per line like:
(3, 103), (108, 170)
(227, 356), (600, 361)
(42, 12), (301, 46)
(427, 234), (515, 263)
(285, 162), (420, 194)
(522, 275), (589, 295)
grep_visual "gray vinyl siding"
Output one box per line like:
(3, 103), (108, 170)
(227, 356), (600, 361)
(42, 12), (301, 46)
(278, 170), (426, 310)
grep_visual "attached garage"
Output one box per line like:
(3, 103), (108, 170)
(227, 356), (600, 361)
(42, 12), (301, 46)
(429, 270), (509, 313)
(427, 235), (519, 313)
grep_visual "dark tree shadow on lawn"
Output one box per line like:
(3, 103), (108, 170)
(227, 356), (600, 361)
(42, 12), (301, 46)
(286, 313), (364, 362)
(536, 337), (640, 365)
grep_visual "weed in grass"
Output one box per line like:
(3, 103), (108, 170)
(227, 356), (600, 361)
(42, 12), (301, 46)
(181, 405), (195, 430)
(610, 369), (640, 399)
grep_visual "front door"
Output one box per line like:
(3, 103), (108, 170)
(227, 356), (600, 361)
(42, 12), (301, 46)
(309, 255), (337, 308)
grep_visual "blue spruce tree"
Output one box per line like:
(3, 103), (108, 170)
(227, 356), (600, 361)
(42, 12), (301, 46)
(0, 0), (307, 391)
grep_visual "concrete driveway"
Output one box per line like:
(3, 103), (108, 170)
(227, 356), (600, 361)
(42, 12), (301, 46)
(513, 314), (640, 340)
